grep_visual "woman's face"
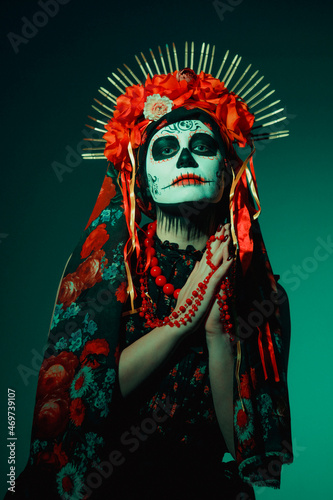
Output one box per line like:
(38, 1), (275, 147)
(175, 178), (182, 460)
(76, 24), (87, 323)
(145, 119), (225, 205)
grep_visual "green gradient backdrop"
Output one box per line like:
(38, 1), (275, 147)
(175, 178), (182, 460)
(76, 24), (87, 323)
(1, 0), (332, 498)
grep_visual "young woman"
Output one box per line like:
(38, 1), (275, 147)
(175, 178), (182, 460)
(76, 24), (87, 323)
(9, 47), (293, 500)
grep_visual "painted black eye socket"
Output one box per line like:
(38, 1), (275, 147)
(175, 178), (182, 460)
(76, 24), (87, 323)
(151, 133), (219, 160)
(152, 136), (180, 161)
(190, 133), (219, 156)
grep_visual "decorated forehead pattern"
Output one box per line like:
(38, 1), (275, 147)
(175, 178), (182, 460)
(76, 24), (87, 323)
(151, 120), (214, 141)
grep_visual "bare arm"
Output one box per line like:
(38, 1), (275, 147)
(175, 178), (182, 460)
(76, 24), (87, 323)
(206, 332), (236, 459)
(204, 223), (236, 459)
(119, 324), (183, 397)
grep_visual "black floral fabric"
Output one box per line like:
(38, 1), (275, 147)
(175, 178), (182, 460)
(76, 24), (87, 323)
(8, 161), (292, 500)
(114, 233), (256, 498)
(120, 236), (225, 447)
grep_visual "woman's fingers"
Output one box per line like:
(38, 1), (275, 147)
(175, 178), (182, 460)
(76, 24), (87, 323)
(175, 224), (233, 334)
(200, 223), (232, 271)
(176, 223), (234, 310)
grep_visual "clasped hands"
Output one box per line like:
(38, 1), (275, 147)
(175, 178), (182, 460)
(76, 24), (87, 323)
(174, 223), (235, 340)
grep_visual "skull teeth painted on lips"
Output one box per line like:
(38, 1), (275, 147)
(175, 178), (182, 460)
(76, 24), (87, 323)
(170, 173), (208, 187)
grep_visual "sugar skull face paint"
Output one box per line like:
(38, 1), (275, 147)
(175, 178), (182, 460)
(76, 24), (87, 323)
(145, 120), (225, 205)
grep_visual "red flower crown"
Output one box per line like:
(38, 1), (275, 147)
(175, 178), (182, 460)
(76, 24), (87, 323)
(103, 68), (255, 172)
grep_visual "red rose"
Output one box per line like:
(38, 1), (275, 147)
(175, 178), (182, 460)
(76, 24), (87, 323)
(80, 224), (110, 259)
(57, 273), (84, 309)
(37, 352), (79, 399)
(216, 94), (254, 146)
(69, 398), (86, 426)
(76, 249), (107, 290)
(37, 442), (68, 470)
(103, 120), (130, 167)
(192, 72), (227, 103)
(176, 68), (197, 83)
(114, 84), (145, 126)
(145, 73), (193, 108)
(80, 339), (110, 368)
(34, 392), (70, 439)
(84, 176), (116, 230)
(115, 281), (128, 303)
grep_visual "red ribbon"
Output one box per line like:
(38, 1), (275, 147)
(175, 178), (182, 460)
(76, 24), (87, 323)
(258, 322), (280, 382)
(233, 168), (254, 275)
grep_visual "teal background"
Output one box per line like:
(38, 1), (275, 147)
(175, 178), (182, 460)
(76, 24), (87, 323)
(1, 0), (332, 497)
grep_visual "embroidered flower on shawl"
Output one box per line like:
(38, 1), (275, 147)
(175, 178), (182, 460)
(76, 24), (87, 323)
(84, 432), (104, 460)
(80, 339), (110, 369)
(102, 262), (118, 280)
(82, 314), (98, 336)
(100, 209), (111, 222)
(34, 393), (70, 439)
(143, 94), (173, 120)
(76, 249), (108, 291)
(70, 398), (86, 426)
(273, 330), (283, 353)
(51, 303), (64, 330)
(258, 393), (273, 439)
(240, 372), (252, 399)
(70, 366), (94, 399)
(37, 442), (68, 470)
(103, 368), (116, 387)
(192, 365), (206, 382)
(69, 329), (83, 352)
(234, 398), (254, 444)
(115, 281), (128, 303)
(94, 390), (109, 417)
(31, 439), (47, 457)
(80, 224), (110, 259)
(57, 273), (84, 310)
(63, 303), (81, 320)
(37, 352), (79, 398)
(56, 462), (85, 500)
(55, 337), (68, 352)
(272, 396), (289, 427)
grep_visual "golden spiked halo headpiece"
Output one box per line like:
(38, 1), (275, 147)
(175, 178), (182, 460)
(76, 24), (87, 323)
(82, 41), (289, 155)
(81, 41), (289, 316)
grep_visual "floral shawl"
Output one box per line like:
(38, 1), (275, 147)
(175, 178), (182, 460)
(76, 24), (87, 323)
(10, 125), (293, 500)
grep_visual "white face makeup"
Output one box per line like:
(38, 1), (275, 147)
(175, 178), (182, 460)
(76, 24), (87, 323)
(145, 120), (224, 205)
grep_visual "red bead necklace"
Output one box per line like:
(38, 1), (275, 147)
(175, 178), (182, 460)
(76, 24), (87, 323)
(142, 220), (181, 300)
(139, 221), (235, 339)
